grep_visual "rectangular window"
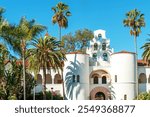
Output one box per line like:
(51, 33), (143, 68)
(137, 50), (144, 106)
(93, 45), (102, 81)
(77, 75), (80, 82)
(102, 76), (107, 84)
(115, 75), (117, 82)
(94, 77), (98, 84)
(73, 75), (75, 83)
(124, 94), (127, 100)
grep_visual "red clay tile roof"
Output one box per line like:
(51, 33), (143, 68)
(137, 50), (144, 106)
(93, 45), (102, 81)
(137, 59), (148, 66)
(5, 60), (29, 67)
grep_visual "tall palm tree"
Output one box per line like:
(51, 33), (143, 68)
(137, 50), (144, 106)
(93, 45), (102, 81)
(52, 2), (71, 41)
(10, 17), (46, 100)
(123, 9), (145, 98)
(28, 35), (66, 99)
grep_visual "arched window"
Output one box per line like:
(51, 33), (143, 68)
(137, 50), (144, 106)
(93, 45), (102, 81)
(73, 75), (75, 83)
(94, 43), (98, 50)
(103, 53), (108, 61)
(54, 74), (62, 84)
(102, 76), (107, 84)
(37, 74), (42, 84)
(46, 74), (52, 84)
(77, 75), (80, 82)
(93, 53), (97, 60)
(102, 43), (106, 50)
(139, 73), (147, 83)
(94, 76), (98, 84)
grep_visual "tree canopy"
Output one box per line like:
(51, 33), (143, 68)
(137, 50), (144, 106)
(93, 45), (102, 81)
(62, 29), (94, 53)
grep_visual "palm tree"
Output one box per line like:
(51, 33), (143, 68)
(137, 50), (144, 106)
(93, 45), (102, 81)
(10, 17), (46, 100)
(123, 9), (145, 98)
(0, 7), (13, 47)
(52, 2), (71, 41)
(28, 35), (66, 99)
(141, 35), (150, 64)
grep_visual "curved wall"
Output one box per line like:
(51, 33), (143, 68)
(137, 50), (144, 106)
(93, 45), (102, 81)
(111, 52), (136, 100)
(63, 53), (89, 100)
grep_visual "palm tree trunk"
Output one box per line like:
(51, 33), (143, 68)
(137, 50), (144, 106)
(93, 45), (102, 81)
(59, 26), (61, 41)
(22, 40), (26, 100)
(61, 70), (65, 100)
(134, 36), (138, 99)
(33, 79), (35, 100)
(42, 66), (46, 100)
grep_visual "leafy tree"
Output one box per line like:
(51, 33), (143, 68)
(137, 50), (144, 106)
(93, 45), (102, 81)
(28, 35), (66, 99)
(52, 2), (71, 41)
(62, 33), (77, 52)
(62, 29), (94, 53)
(75, 29), (94, 51)
(0, 58), (34, 100)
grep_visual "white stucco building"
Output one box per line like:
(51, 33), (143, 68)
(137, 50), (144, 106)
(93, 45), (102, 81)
(35, 29), (150, 100)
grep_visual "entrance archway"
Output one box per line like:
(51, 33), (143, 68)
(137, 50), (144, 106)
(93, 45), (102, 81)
(95, 92), (105, 100)
(90, 86), (110, 100)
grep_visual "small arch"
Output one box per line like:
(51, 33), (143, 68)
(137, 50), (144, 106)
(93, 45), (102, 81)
(46, 74), (52, 84)
(95, 92), (105, 100)
(94, 43), (98, 50)
(102, 76), (107, 84)
(90, 86), (110, 100)
(54, 74), (62, 84)
(77, 75), (80, 82)
(103, 53), (108, 61)
(102, 43), (106, 50)
(93, 53), (97, 59)
(37, 74), (42, 84)
(91, 73), (100, 78)
(139, 73), (147, 83)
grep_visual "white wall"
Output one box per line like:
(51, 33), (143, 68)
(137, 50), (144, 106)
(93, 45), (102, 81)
(63, 53), (89, 100)
(138, 66), (150, 93)
(111, 52), (136, 100)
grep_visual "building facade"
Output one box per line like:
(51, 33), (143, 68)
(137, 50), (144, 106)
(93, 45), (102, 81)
(35, 29), (150, 100)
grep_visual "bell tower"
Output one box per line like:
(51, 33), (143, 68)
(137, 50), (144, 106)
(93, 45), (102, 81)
(86, 29), (114, 66)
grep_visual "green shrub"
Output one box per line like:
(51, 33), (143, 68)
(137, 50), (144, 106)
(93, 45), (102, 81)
(136, 92), (150, 100)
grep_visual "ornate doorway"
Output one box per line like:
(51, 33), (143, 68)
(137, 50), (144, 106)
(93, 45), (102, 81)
(90, 86), (110, 100)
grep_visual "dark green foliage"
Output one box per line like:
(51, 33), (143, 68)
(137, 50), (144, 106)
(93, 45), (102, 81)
(0, 59), (34, 100)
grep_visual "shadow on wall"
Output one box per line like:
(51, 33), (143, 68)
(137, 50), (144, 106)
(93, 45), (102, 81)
(108, 82), (116, 100)
(65, 54), (85, 100)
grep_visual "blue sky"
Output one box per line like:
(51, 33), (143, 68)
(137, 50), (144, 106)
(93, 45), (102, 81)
(0, 0), (150, 59)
